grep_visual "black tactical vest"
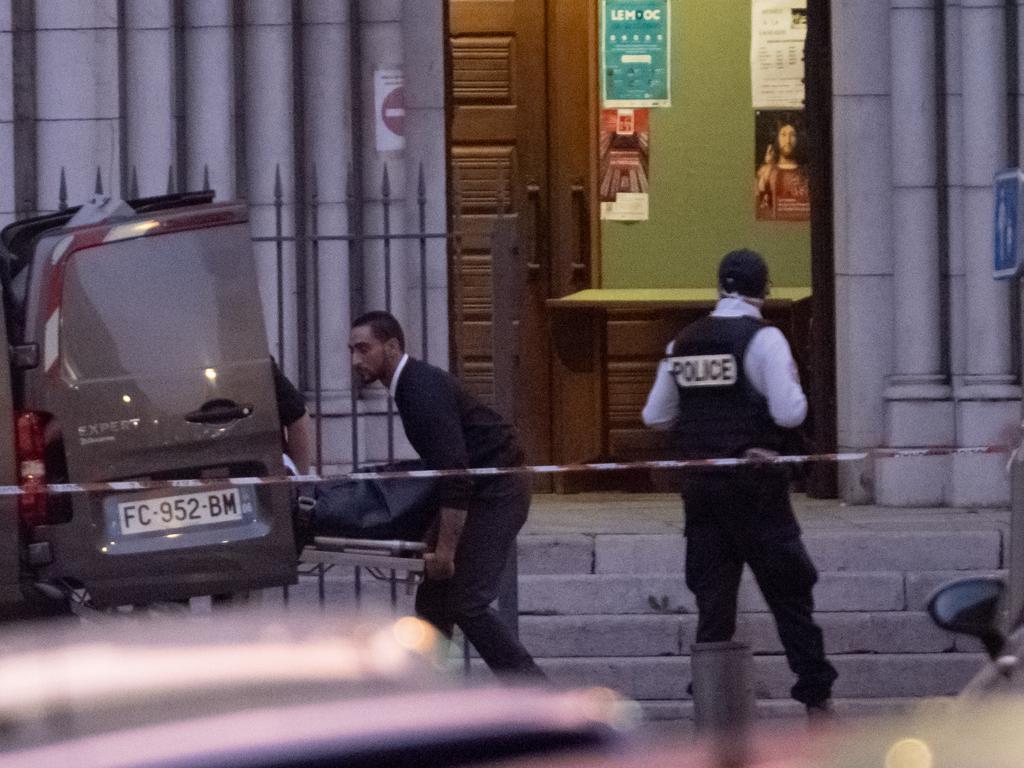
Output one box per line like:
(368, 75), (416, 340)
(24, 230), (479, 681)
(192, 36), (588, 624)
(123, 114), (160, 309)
(669, 315), (788, 458)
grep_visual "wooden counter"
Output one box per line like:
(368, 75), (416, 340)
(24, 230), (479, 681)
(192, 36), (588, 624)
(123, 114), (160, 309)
(545, 288), (815, 490)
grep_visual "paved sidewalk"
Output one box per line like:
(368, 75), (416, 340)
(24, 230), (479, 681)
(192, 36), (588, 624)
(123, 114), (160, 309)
(523, 492), (1011, 537)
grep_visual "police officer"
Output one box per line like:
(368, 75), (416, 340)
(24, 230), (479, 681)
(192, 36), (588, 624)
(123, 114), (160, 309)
(641, 248), (837, 715)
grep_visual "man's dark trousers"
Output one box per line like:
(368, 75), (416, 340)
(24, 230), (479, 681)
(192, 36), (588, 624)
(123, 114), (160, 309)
(683, 469), (837, 706)
(415, 473), (543, 678)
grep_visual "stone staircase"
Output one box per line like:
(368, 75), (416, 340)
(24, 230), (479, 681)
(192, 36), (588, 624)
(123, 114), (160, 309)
(515, 523), (1004, 721)
(269, 497), (1009, 724)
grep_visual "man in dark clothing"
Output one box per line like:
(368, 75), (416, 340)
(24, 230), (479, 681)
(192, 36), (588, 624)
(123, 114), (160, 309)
(271, 359), (312, 474)
(348, 311), (544, 679)
(642, 249), (837, 715)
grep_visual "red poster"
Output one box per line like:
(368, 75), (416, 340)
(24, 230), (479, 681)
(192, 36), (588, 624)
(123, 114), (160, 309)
(600, 108), (650, 221)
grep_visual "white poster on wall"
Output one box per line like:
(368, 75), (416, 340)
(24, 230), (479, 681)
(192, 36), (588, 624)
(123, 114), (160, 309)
(374, 69), (405, 152)
(751, 0), (807, 109)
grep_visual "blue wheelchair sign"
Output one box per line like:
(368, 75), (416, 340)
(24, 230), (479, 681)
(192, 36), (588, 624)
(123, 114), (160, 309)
(994, 169), (1024, 280)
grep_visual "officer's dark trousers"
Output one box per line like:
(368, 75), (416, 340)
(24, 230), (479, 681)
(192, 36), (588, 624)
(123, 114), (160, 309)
(415, 473), (544, 679)
(683, 471), (837, 706)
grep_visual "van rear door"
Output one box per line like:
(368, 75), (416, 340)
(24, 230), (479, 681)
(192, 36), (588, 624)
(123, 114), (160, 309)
(34, 221), (296, 606)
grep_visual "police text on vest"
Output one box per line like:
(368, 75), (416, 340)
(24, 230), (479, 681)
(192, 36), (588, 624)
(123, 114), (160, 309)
(668, 355), (738, 387)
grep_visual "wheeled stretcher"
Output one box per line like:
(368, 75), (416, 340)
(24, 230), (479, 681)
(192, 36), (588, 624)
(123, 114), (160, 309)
(293, 467), (436, 605)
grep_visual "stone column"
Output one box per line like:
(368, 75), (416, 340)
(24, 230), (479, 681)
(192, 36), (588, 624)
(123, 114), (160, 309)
(0, 0), (13, 228)
(34, 1), (120, 209)
(243, 0), (297, 376)
(357, 0), (412, 465)
(359, 1), (409, 327)
(302, 0), (353, 468)
(945, 0), (966, 413)
(123, 1), (174, 198)
(950, 0), (1019, 506)
(402, 0), (449, 368)
(876, 0), (953, 505)
(183, 0), (235, 198)
(832, 0), (896, 503)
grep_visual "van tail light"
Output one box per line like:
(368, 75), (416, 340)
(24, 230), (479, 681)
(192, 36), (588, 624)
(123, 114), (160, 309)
(15, 411), (49, 527)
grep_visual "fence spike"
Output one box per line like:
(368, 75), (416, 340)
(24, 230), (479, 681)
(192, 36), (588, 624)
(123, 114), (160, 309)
(382, 163), (390, 199)
(94, 166), (104, 195)
(58, 167), (68, 211)
(166, 165), (175, 195)
(274, 163), (283, 201)
(203, 164), (211, 192)
(418, 162), (426, 203)
(129, 166), (139, 199)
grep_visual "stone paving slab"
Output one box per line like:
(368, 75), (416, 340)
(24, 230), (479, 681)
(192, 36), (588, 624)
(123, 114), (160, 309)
(535, 653), (985, 700)
(523, 492), (1010, 538)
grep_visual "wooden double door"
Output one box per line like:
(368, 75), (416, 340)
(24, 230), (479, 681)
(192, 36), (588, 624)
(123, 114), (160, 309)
(447, 0), (601, 467)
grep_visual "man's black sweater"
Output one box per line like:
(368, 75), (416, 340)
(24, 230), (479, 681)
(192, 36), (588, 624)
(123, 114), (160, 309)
(393, 357), (523, 510)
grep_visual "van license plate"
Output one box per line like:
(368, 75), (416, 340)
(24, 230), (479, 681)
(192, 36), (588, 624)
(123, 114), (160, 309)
(117, 489), (243, 535)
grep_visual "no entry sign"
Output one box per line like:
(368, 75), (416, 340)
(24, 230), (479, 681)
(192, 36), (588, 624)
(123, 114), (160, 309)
(374, 69), (406, 152)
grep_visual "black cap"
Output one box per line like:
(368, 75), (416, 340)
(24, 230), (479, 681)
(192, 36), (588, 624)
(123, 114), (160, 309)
(718, 249), (769, 299)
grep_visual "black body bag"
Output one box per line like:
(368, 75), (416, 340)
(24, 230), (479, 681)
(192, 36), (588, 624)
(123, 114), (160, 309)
(304, 460), (439, 542)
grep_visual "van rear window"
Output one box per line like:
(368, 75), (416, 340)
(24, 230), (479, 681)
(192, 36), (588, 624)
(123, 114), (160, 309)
(60, 226), (268, 378)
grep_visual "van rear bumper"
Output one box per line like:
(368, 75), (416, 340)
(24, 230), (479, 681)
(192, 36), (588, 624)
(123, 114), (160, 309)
(33, 484), (298, 608)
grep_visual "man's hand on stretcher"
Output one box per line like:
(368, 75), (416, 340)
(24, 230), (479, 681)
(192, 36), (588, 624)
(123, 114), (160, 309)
(423, 506), (467, 581)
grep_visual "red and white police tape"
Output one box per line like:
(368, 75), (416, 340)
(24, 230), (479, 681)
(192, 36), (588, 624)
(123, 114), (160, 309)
(0, 444), (1011, 497)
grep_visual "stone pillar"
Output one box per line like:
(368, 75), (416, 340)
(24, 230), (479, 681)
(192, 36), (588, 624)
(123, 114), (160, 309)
(946, 0), (966, 418)
(950, 0), (1019, 506)
(242, 0), (297, 376)
(183, 0), (235, 198)
(359, 1), (409, 327)
(832, 0), (896, 503)
(34, 1), (120, 209)
(302, 0), (353, 467)
(357, 0), (412, 465)
(123, 1), (174, 198)
(0, 0), (13, 228)
(876, 0), (953, 505)
(402, 0), (449, 368)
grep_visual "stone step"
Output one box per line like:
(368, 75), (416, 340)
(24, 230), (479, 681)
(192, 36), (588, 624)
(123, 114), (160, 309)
(519, 529), (1004, 576)
(530, 653), (985, 700)
(639, 695), (954, 725)
(276, 567), (1007, 625)
(517, 612), (981, 657)
(519, 571), (908, 614)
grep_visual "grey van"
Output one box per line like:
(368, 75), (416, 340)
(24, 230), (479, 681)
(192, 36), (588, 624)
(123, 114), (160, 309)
(0, 192), (297, 613)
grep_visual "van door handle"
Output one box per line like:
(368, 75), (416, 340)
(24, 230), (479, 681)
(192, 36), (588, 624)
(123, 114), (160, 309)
(185, 399), (254, 424)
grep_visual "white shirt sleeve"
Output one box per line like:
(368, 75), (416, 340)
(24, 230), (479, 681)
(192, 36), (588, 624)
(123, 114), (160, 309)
(641, 342), (679, 430)
(744, 327), (807, 428)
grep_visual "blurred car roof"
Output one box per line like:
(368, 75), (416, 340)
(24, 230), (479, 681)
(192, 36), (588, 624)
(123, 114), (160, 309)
(0, 609), (635, 768)
(491, 696), (1024, 768)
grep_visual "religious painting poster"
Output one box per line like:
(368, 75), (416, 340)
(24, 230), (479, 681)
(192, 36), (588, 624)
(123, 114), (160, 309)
(601, 0), (671, 108)
(754, 109), (810, 222)
(751, 0), (807, 109)
(600, 108), (650, 221)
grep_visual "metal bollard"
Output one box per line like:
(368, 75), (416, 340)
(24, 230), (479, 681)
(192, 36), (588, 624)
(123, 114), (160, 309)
(690, 641), (754, 766)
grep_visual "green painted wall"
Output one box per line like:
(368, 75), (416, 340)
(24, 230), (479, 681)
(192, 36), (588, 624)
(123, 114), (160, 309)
(600, 0), (811, 289)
